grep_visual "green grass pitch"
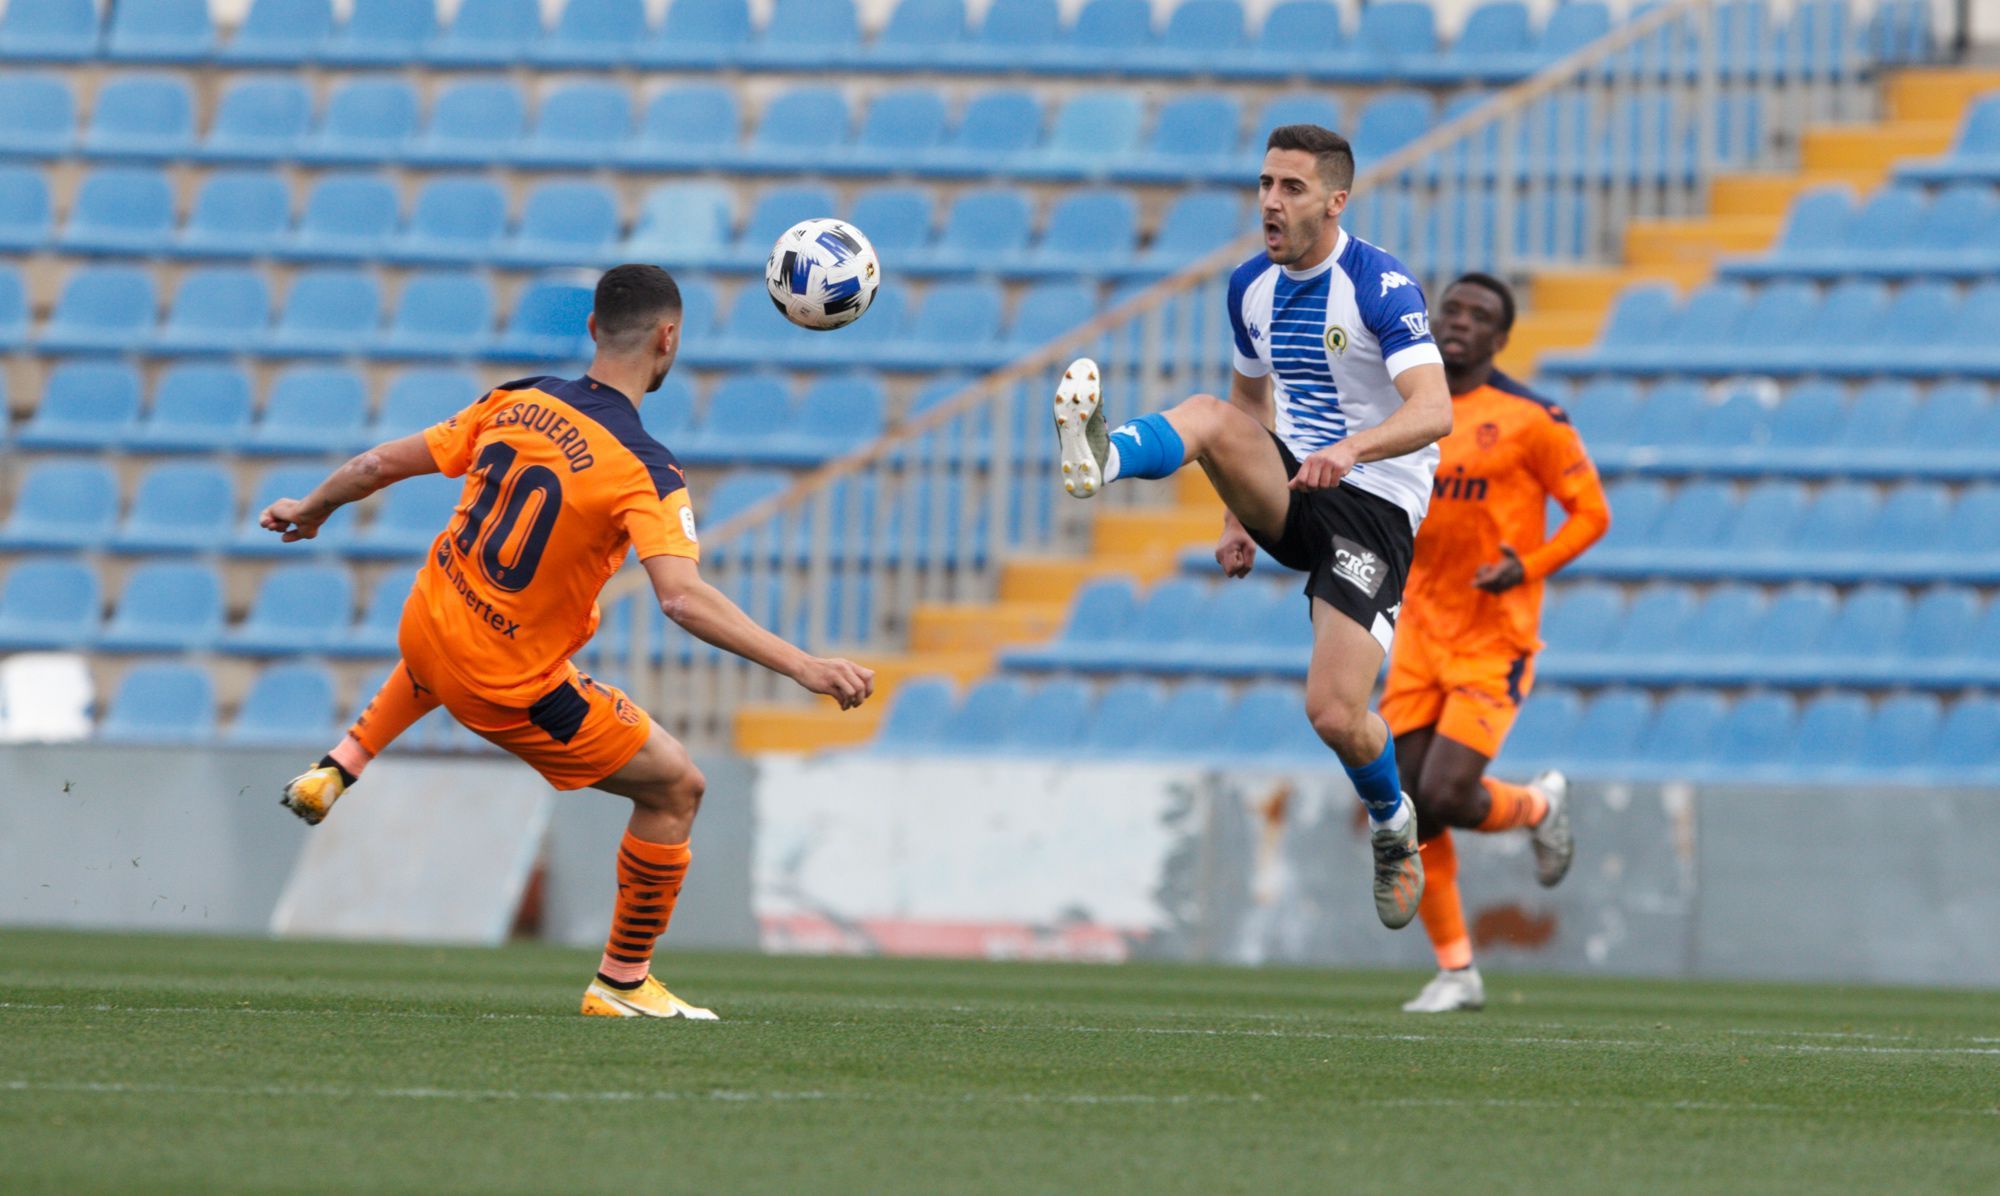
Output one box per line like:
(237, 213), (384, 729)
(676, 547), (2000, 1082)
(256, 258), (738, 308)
(1, 929), (1995, 1194)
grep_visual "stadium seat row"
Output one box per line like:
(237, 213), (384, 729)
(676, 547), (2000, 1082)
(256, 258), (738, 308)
(8, 264), (1104, 370)
(1721, 180), (2000, 281)
(1558, 377), (2000, 480)
(866, 673), (2000, 784)
(9, 362), (897, 467)
(0, 74), (1445, 185)
(1543, 278), (2000, 379)
(1897, 92), (2000, 184)
(1, 168), (1247, 280)
(0, 0), (1612, 83)
(998, 572), (2000, 691)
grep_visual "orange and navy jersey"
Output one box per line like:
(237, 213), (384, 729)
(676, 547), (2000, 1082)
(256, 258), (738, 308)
(405, 374), (698, 707)
(1403, 372), (1610, 653)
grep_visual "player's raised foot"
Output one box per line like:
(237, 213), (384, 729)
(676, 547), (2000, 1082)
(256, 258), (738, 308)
(1371, 807), (1424, 929)
(1402, 966), (1485, 1013)
(581, 974), (719, 1020)
(279, 764), (346, 826)
(1053, 357), (1110, 499)
(1527, 769), (1573, 888)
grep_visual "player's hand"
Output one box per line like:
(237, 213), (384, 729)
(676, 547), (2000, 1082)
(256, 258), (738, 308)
(794, 656), (875, 710)
(1215, 518), (1257, 579)
(1289, 442), (1360, 491)
(1473, 545), (1526, 593)
(259, 497), (326, 543)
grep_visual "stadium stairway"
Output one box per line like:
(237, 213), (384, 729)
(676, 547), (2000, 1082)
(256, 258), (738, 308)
(1498, 65), (2000, 374)
(734, 61), (2000, 756)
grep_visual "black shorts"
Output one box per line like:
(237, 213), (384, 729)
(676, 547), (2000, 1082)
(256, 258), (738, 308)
(1247, 432), (1415, 651)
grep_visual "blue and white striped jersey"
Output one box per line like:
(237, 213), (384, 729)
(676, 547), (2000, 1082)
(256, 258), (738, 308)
(1226, 229), (1444, 527)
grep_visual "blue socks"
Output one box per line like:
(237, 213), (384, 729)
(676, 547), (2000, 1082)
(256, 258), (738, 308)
(1103, 412), (1185, 483)
(1344, 737), (1409, 829)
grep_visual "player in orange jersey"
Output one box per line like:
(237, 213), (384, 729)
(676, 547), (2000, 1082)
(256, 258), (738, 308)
(260, 265), (874, 1020)
(1379, 273), (1611, 1012)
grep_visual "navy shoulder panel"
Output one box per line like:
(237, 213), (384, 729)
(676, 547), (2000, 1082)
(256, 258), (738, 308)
(549, 376), (688, 498)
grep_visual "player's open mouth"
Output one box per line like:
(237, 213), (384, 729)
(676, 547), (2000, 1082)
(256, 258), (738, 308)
(1263, 220), (1283, 246)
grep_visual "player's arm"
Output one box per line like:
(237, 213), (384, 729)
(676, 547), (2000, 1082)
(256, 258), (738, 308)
(1215, 369), (1274, 578)
(1476, 418), (1612, 593)
(1290, 363), (1452, 491)
(640, 554), (874, 710)
(259, 433), (440, 542)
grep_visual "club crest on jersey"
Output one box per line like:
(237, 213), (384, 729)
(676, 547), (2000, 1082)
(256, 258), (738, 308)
(1477, 421), (1501, 450)
(1323, 325), (1348, 355)
(1379, 271), (1414, 297)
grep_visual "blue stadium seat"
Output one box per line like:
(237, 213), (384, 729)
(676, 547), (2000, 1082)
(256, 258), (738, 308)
(98, 663), (216, 743)
(673, 276), (721, 342)
(104, 0), (213, 62)
(322, 0), (435, 65)
(1887, 182), (2000, 276)
(1123, 189), (1243, 279)
(1006, 281), (1097, 350)
(227, 663), (338, 745)
(1030, 92), (1144, 179)
(867, 0), (966, 70)
(1851, 693), (1945, 780)
(407, 80), (526, 168)
(131, 363), (254, 452)
(1003, 576), (1137, 671)
(376, 272), (494, 359)
(231, 464), (359, 556)
(1931, 696), (2000, 783)
(337, 570), (413, 657)
(745, 0), (859, 69)
(16, 361), (140, 450)
(396, 178), (508, 265)
(728, 183), (838, 270)
(0, 166), (50, 250)
(226, 566), (354, 655)
(758, 373), (887, 465)
(702, 470), (792, 529)
(0, 74), (74, 157)
(635, 0), (751, 67)
(425, 0), (539, 66)
(1216, 681), (1322, 761)
(99, 562), (224, 652)
(848, 87), (949, 173)
(1019, 189), (1136, 275)
(1747, 379), (1849, 474)
(1137, 680), (1235, 758)
(267, 269), (381, 357)
(918, 187), (1033, 275)
(1227, 0), (1345, 78)
(81, 74), (195, 160)
(299, 79), (419, 166)
(489, 278), (593, 361)
(1564, 378), (1643, 456)
(1136, 0), (1245, 75)
(111, 461), (235, 553)
(1802, 584), (1911, 685)
(1035, 0), (1152, 74)
(247, 365), (368, 455)
(282, 174), (400, 261)
(152, 267), (270, 356)
(639, 376), (697, 443)
(1323, 0), (1435, 80)
(222, 0), (332, 64)
(1556, 688), (1651, 774)
(373, 369), (479, 441)
(1348, 90), (1436, 166)
(621, 83), (738, 171)
(847, 185), (932, 258)
(1902, 94), (2000, 183)
(56, 167), (169, 255)
(1629, 689), (1728, 776)
(679, 374), (794, 464)
(989, 676), (1094, 754)
(529, 0), (645, 67)
(942, 0), (1058, 71)
(1534, 582), (1627, 677)
(1766, 690), (1871, 780)
(498, 180), (619, 269)
(1562, 477), (1667, 577)
(868, 676), (958, 752)
(199, 76), (312, 163)
(1127, 94), (1241, 183)
(1726, 184), (1852, 277)
(925, 676), (1028, 752)
(1409, 0), (1531, 84)
(38, 265), (156, 354)
(174, 170), (290, 258)
(0, 557), (99, 649)
(625, 180), (734, 263)
(1075, 678), (1171, 755)
(739, 85), (850, 173)
(1705, 691), (1797, 779)
(515, 82), (631, 170)
(929, 89), (1041, 177)
(0, 0), (97, 61)
(1493, 687), (1583, 775)
(887, 281), (1003, 369)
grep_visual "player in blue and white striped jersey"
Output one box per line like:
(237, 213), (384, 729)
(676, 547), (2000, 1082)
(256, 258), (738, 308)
(1052, 124), (1453, 930)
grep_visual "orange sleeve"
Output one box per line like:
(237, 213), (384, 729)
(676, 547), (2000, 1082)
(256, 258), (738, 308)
(620, 479), (701, 564)
(422, 392), (498, 478)
(1518, 414), (1610, 583)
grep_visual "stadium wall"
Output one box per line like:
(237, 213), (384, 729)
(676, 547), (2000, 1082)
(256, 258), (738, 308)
(6, 746), (1997, 987)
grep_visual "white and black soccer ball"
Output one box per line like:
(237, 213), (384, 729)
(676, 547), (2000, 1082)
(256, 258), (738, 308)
(765, 218), (880, 331)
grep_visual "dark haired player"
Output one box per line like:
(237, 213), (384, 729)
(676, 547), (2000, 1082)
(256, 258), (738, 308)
(1383, 273), (1611, 1012)
(1052, 125), (1453, 929)
(262, 265), (874, 1019)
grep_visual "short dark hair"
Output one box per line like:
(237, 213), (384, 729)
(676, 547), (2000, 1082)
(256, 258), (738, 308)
(1265, 124), (1355, 192)
(1448, 272), (1517, 332)
(594, 264), (682, 345)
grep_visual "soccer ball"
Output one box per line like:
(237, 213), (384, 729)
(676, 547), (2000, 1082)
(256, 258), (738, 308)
(765, 218), (880, 331)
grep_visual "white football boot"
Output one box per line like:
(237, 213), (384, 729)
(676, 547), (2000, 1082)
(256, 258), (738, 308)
(1402, 967), (1486, 1013)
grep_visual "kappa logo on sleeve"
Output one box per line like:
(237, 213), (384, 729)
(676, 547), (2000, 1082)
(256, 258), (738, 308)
(1330, 536), (1386, 599)
(1379, 271), (1414, 297)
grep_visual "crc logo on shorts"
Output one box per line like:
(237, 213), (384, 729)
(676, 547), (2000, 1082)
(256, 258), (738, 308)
(1331, 536), (1386, 599)
(1323, 325), (1348, 356)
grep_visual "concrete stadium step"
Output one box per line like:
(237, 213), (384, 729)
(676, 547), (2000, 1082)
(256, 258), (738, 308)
(1622, 214), (1787, 269)
(1886, 69), (2000, 123)
(1800, 121), (1956, 174)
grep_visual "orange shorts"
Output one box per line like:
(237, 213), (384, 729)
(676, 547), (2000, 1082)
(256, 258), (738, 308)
(1380, 629), (1535, 761)
(360, 623), (652, 792)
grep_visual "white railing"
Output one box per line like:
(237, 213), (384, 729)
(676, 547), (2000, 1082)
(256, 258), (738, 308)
(582, 0), (1941, 748)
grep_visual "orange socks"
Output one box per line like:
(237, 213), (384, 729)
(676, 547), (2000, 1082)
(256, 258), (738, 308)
(1416, 831), (1473, 971)
(1477, 777), (1548, 832)
(346, 659), (441, 763)
(597, 831), (691, 986)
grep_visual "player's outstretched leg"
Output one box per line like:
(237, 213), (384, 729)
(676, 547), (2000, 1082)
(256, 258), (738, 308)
(581, 721), (717, 1020)
(281, 659), (439, 825)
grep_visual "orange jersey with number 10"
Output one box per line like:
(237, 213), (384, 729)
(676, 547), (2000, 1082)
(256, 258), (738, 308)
(405, 374), (699, 707)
